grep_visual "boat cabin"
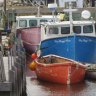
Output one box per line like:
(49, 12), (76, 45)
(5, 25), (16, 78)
(16, 15), (54, 29)
(41, 21), (96, 40)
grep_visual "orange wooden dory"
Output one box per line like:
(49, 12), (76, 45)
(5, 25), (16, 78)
(35, 55), (87, 84)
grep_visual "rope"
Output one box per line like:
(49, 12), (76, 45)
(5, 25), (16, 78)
(22, 40), (39, 46)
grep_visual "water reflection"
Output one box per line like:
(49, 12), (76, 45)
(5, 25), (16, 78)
(26, 56), (96, 96)
(26, 76), (96, 96)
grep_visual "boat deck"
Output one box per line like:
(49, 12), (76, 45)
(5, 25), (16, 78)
(0, 56), (12, 92)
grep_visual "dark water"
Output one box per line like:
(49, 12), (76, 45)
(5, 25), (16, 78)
(26, 70), (96, 96)
(26, 56), (96, 96)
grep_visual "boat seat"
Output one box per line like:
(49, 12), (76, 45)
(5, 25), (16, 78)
(38, 56), (73, 64)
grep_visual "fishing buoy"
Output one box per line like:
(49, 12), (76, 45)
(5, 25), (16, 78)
(29, 61), (37, 71)
(81, 10), (91, 19)
(31, 53), (37, 60)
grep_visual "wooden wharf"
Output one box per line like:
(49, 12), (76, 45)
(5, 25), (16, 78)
(0, 33), (27, 96)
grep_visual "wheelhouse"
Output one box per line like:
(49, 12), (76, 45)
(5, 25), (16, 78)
(41, 21), (96, 40)
(16, 15), (54, 29)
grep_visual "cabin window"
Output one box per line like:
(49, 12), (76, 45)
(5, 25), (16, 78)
(61, 27), (70, 34)
(49, 27), (58, 34)
(73, 26), (81, 34)
(19, 20), (27, 27)
(40, 19), (48, 23)
(29, 20), (37, 27)
(83, 25), (93, 33)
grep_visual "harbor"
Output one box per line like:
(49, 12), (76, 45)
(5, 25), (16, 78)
(0, 0), (96, 96)
(1, 50), (96, 96)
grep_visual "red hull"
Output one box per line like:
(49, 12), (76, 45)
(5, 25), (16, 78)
(17, 27), (41, 54)
(35, 55), (87, 84)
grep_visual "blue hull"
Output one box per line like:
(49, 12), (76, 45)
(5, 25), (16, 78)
(40, 35), (96, 64)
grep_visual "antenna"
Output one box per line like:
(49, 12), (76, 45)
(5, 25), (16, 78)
(48, 3), (57, 22)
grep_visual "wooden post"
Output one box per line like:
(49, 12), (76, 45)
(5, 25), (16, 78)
(3, 0), (7, 30)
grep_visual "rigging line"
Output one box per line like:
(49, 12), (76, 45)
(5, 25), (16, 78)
(27, 0), (34, 6)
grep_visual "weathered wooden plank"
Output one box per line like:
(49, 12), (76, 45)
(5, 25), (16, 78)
(0, 82), (12, 91)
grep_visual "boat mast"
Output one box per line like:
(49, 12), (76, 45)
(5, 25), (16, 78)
(69, 1), (73, 34)
(64, 0), (77, 34)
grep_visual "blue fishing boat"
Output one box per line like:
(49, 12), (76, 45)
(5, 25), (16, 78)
(38, 1), (96, 64)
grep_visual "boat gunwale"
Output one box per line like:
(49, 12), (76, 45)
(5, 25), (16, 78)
(41, 34), (96, 43)
(35, 54), (87, 69)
